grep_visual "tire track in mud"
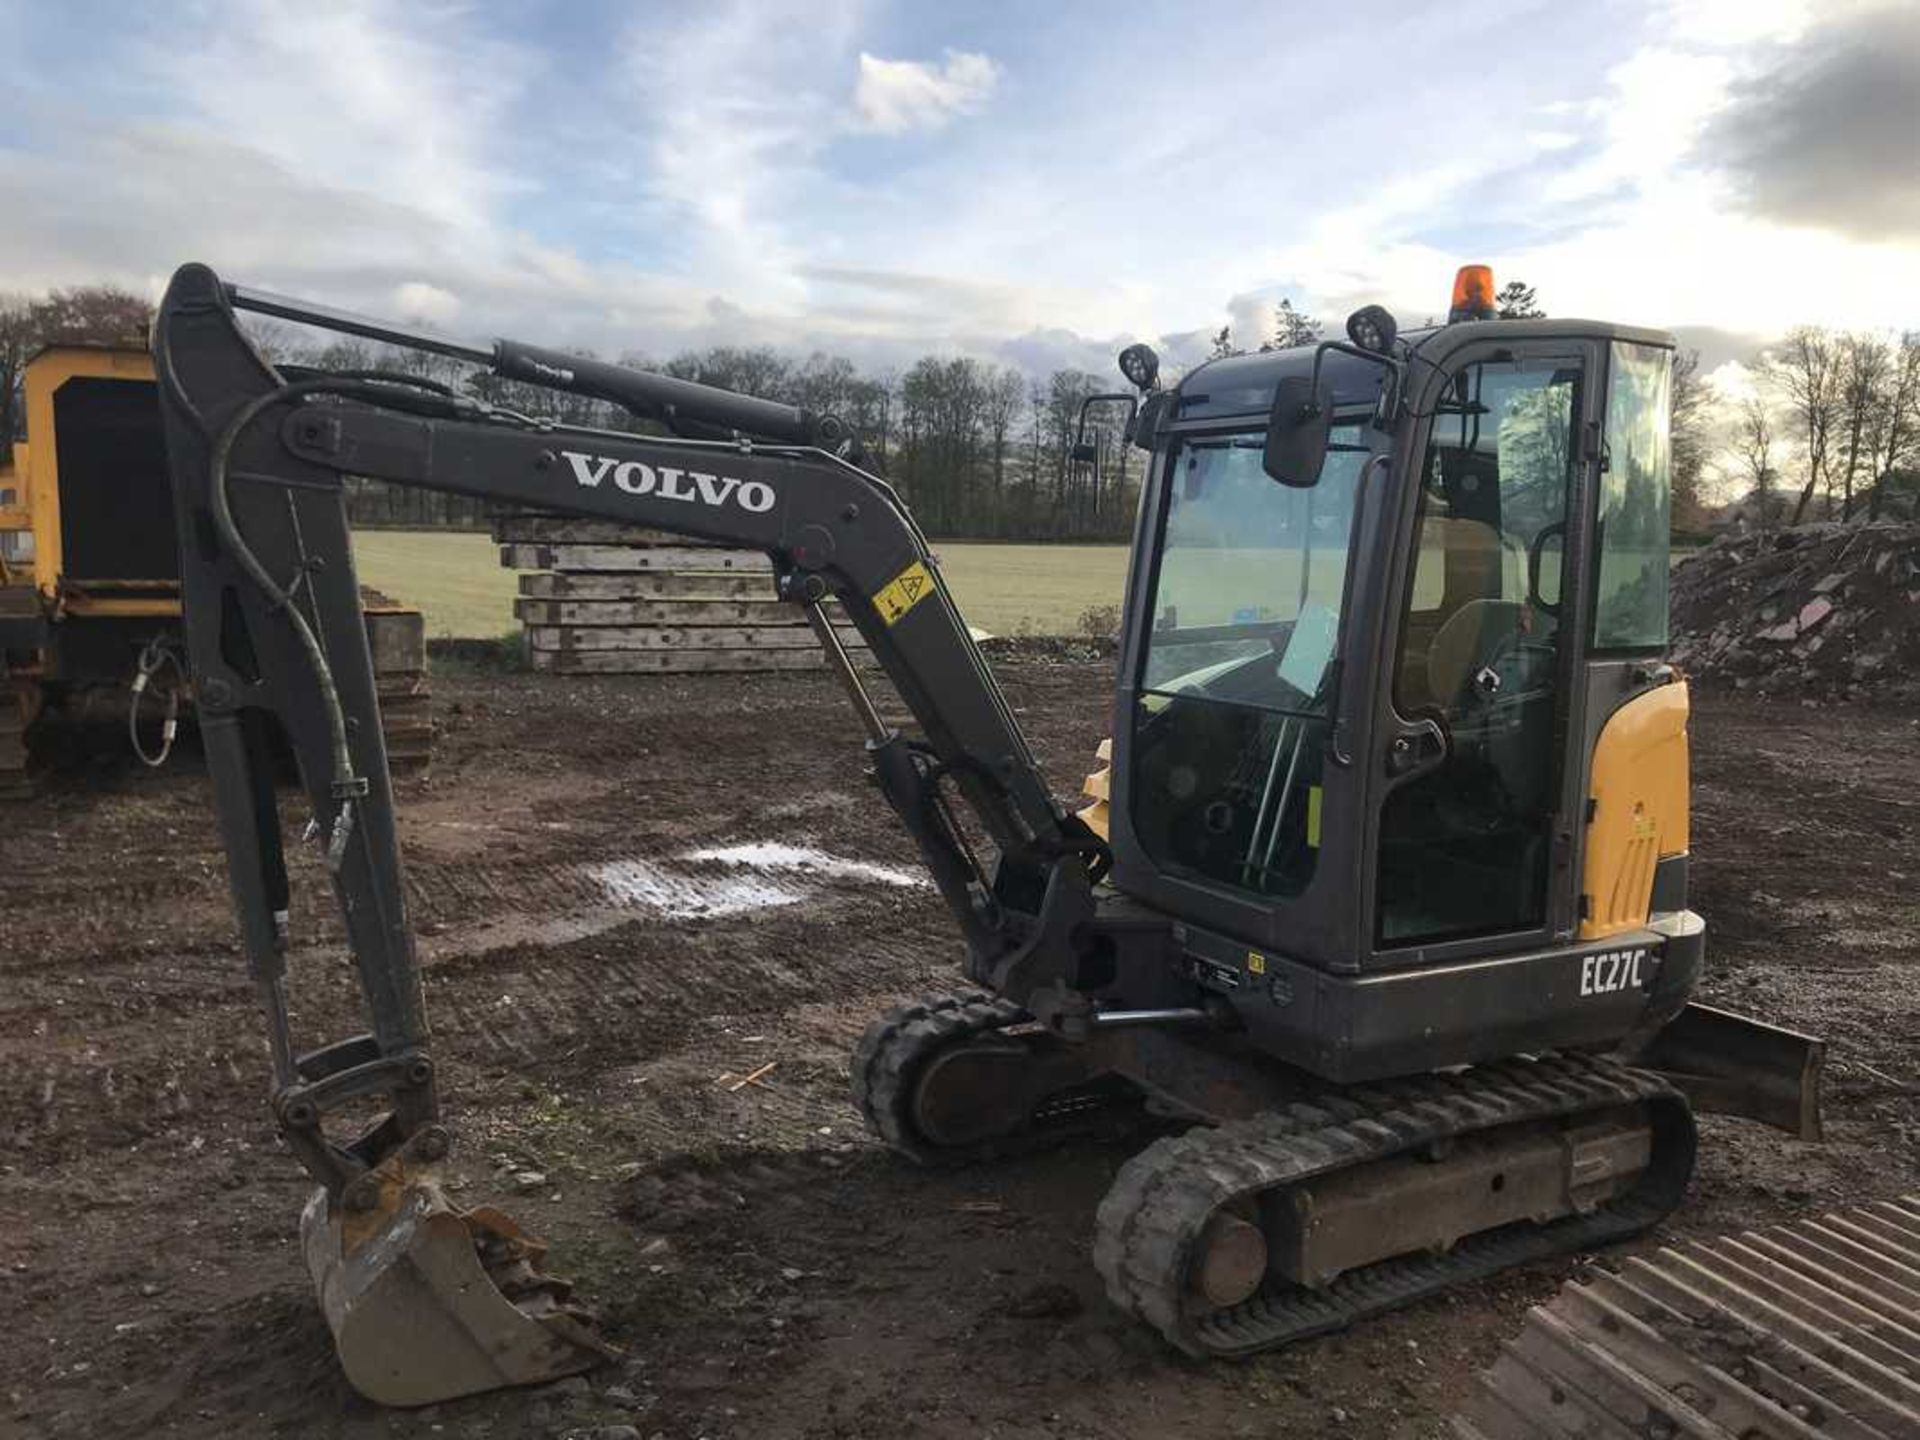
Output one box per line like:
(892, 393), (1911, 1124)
(2, 839), (954, 1161)
(424, 918), (944, 1073)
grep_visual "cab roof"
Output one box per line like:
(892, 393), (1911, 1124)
(1170, 317), (1676, 424)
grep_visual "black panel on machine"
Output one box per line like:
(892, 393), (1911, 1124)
(55, 377), (181, 581)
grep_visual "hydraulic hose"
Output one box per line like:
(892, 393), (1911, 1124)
(129, 635), (185, 768)
(206, 375), (460, 866)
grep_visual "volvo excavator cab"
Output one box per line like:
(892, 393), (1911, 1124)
(149, 262), (1823, 1403)
(1105, 307), (1695, 1080)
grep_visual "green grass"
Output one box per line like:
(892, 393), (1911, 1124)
(930, 542), (1130, 634)
(353, 531), (521, 640)
(351, 530), (1132, 640)
(353, 529), (1696, 642)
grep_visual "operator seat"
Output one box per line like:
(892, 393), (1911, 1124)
(1399, 515), (1511, 711)
(1427, 598), (1524, 712)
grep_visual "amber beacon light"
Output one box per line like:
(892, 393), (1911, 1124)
(1449, 264), (1497, 322)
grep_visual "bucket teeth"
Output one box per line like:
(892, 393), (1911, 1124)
(302, 1161), (614, 1407)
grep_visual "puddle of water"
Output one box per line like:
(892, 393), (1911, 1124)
(683, 842), (926, 890)
(589, 858), (808, 919)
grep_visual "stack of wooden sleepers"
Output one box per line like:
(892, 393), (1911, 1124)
(359, 587), (433, 774)
(496, 515), (870, 674)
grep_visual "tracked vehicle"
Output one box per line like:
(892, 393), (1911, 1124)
(150, 262), (1821, 1403)
(0, 344), (430, 796)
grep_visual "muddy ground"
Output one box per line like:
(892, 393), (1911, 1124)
(3, 662), (1917, 1440)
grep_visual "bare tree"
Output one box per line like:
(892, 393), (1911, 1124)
(1207, 325), (1239, 360)
(1755, 327), (1842, 525)
(1835, 332), (1892, 521)
(1735, 394), (1777, 528)
(29, 284), (153, 345)
(1260, 299), (1320, 352)
(1669, 349), (1710, 534)
(1495, 280), (1544, 318)
(982, 366), (1024, 514)
(1869, 332), (1920, 520)
(0, 294), (36, 443)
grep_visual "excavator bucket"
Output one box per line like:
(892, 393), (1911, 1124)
(301, 1152), (614, 1407)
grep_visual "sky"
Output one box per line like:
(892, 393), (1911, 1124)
(1, 0), (1916, 383)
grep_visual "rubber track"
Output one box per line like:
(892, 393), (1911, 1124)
(1093, 1052), (1695, 1358)
(1454, 1194), (1920, 1439)
(851, 991), (1134, 1166)
(0, 675), (29, 801)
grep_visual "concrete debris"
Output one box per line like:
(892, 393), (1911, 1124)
(1670, 521), (1920, 705)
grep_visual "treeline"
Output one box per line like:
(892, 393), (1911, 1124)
(0, 283), (1138, 541)
(0, 285), (156, 439)
(1722, 328), (1920, 529)
(15, 280), (1912, 542)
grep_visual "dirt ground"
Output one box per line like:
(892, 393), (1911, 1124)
(3, 662), (1917, 1440)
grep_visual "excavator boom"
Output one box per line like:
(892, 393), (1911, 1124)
(153, 262), (1099, 1403)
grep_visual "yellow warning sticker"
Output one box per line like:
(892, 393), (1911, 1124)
(873, 560), (935, 625)
(1246, 951), (1267, 976)
(1306, 785), (1323, 849)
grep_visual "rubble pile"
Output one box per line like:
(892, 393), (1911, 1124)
(1669, 521), (1920, 705)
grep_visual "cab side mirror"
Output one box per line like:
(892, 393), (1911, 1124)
(1263, 376), (1332, 487)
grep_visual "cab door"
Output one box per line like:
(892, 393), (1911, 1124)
(1372, 342), (1599, 952)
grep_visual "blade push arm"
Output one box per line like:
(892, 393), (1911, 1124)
(153, 263), (1101, 1200)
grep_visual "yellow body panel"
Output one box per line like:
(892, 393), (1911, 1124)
(0, 441), (31, 540)
(10, 347), (158, 596)
(1579, 681), (1691, 940)
(1078, 737), (1112, 839)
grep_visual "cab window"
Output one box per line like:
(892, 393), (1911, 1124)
(1592, 343), (1672, 651)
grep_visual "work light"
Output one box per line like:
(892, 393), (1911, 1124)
(1118, 343), (1160, 391)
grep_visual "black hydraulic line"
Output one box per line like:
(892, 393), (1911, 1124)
(230, 282), (866, 462)
(228, 285), (495, 365)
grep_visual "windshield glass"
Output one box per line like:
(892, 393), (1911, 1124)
(1140, 423), (1370, 711)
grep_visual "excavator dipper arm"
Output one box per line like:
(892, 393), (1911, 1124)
(151, 262), (1102, 1403)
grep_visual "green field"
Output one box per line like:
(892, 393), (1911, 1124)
(352, 529), (1693, 642)
(351, 531), (1132, 639)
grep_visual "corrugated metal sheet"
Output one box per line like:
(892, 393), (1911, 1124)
(1455, 1195), (1920, 1439)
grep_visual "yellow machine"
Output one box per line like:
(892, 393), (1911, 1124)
(0, 345), (430, 795)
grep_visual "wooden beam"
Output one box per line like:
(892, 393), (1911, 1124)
(500, 543), (772, 574)
(491, 516), (728, 546)
(530, 648), (876, 675)
(526, 624), (865, 652)
(518, 571), (775, 600)
(514, 597), (845, 626)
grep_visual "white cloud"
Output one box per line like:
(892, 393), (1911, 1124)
(853, 50), (999, 134)
(2, 0), (1916, 397)
(1541, 47), (1733, 207)
(142, 0), (534, 251)
(622, 0), (862, 308)
(391, 281), (460, 325)
(1660, 0), (1822, 46)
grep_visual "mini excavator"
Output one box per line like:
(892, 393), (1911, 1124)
(151, 262), (1823, 1404)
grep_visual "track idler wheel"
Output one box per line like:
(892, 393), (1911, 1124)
(852, 991), (1136, 1164)
(304, 1142), (613, 1406)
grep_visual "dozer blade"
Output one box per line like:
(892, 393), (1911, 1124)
(301, 1155), (614, 1406)
(1625, 1001), (1826, 1142)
